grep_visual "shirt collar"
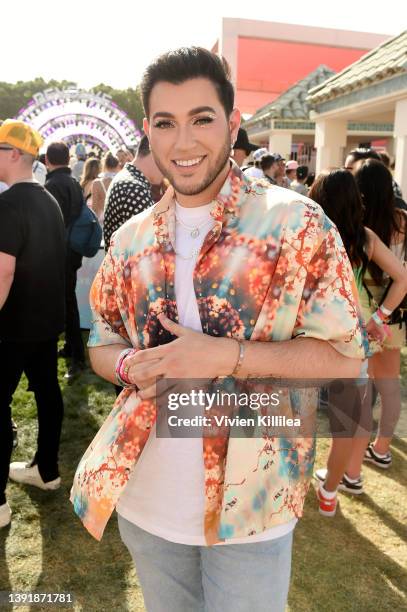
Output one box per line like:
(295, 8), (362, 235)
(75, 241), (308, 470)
(124, 162), (150, 186)
(46, 166), (72, 179)
(152, 159), (250, 246)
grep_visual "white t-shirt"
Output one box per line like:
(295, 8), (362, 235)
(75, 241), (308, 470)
(116, 201), (296, 544)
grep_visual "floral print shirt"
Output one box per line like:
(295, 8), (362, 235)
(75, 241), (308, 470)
(70, 162), (364, 543)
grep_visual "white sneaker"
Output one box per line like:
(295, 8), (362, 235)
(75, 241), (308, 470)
(0, 502), (12, 528)
(9, 462), (61, 490)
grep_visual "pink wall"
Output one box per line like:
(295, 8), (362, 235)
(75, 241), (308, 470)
(236, 37), (369, 114)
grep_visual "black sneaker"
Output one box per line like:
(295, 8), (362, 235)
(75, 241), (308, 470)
(339, 473), (363, 495)
(314, 468), (364, 495)
(364, 443), (392, 469)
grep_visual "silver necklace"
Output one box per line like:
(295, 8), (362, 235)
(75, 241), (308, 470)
(175, 214), (212, 239)
(174, 248), (201, 261)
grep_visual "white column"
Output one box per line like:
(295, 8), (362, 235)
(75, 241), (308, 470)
(394, 98), (407, 197)
(314, 118), (347, 175)
(268, 132), (292, 159)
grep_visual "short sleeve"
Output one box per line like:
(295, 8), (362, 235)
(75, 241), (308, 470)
(293, 223), (366, 359)
(0, 202), (23, 257)
(88, 248), (131, 348)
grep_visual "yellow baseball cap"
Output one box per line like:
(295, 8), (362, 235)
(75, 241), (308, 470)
(0, 120), (43, 156)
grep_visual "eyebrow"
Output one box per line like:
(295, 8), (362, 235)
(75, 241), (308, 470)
(152, 106), (217, 120)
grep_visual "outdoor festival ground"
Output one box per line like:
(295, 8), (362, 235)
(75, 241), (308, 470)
(1, 336), (406, 612)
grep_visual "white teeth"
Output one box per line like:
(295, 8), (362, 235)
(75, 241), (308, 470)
(174, 157), (203, 167)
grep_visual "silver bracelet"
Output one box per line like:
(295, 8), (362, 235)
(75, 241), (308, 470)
(231, 340), (245, 377)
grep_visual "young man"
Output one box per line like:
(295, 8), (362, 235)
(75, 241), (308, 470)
(103, 135), (163, 250)
(45, 142), (85, 380)
(260, 153), (279, 185)
(71, 48), (364, 611)
(0, 121), (66, 528)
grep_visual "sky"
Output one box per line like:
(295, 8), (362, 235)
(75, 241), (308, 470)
(1, 0), (401, 90)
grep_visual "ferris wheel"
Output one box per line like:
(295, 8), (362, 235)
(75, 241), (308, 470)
(15, 87), (141, 152)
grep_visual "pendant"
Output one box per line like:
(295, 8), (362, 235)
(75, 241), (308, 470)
(190, 228), (200, 238)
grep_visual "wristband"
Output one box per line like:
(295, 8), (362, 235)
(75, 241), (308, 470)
(379, 304), (392, 317)
(231, 340), (245, 377)
(375, 307), (389, 323)
(115, 348), (136, 387)
(371, 311), (384, 326)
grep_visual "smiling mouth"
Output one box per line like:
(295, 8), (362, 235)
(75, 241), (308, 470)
(172, 156), (205, 168)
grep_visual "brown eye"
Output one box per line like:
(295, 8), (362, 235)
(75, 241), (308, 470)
(154, 121), (174, 129)
(194, 116), (214, 126)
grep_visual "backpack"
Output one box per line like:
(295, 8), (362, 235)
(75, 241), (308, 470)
(68, 200), (103, 258)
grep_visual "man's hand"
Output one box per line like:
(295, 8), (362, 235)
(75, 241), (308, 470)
(123, 314), (238, 399)
(366, 317), (389, 343)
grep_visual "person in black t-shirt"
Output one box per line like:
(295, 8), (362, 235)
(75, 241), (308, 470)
(0, 120), (66, 529)
(45, 141), (86, 380)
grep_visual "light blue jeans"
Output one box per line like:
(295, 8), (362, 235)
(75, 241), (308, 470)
(118, 515), (293, 612)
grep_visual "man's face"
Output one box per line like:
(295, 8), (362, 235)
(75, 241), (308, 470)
(232, 148), (247, 167)
(276, 160), (285, 178)
(0, 144), (17, 182)
(264, 162), (278, 178)
(144, 78), (240, 201)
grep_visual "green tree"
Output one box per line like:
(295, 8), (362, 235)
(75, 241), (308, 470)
(0, 78), (76, 120)
(0, 79), (144, 130)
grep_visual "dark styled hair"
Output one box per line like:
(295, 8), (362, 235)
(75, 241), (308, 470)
(347, 147), (381, 164)
(309, 169), (368, 273)
(46, 141), (70, 166)
(354, 158), (402, 284)
(260, 155), (276, 172)
(141, 47), (234, 118)
(296, 165), (308, 181)
(137, 135), (150, 158)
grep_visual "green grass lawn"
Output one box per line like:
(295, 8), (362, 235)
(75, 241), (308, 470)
(1, 339), (406, 612)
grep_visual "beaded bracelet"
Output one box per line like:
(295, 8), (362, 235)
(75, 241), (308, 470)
(115, 348), (136, 387)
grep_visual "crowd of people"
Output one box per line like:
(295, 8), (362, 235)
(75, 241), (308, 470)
(0, 45), (406, 612)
